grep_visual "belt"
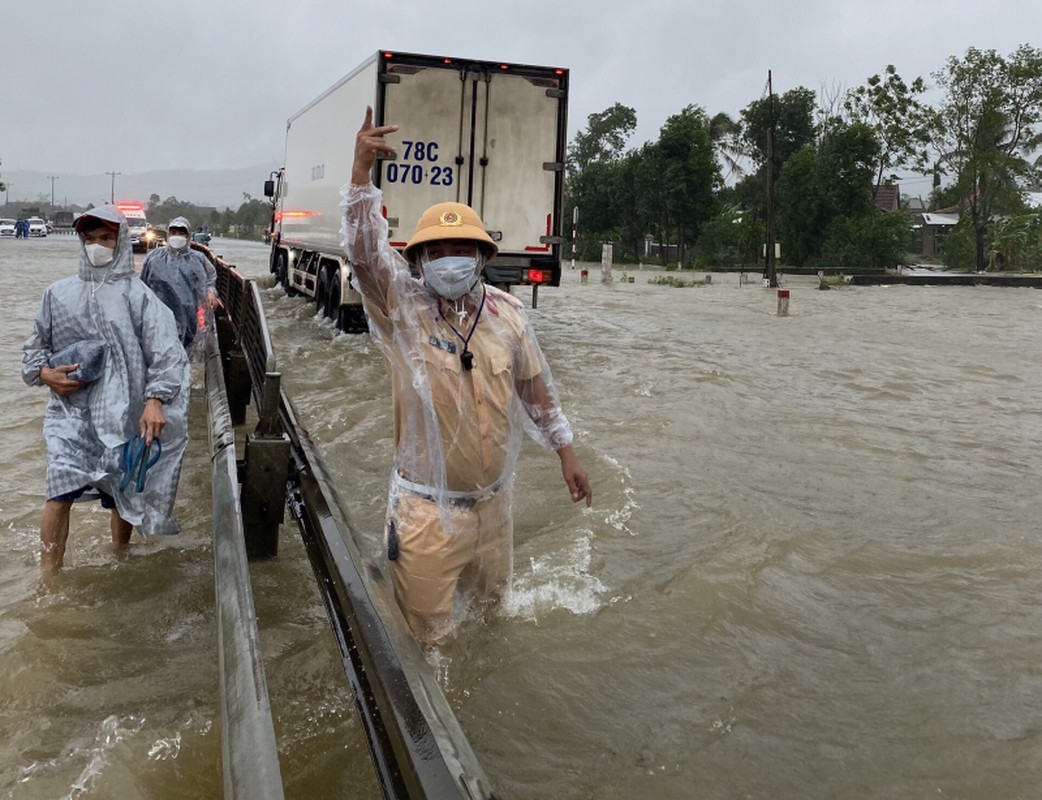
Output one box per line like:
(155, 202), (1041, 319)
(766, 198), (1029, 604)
(393, 470), (500, 509)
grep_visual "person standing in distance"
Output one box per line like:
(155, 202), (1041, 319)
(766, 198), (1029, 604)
(340, 107), (592, 645)
(141, 216), (221, 351)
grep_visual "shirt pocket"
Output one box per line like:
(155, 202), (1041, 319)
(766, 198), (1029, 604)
(489, 352), (513, 380)
(422, 345), (461, 378)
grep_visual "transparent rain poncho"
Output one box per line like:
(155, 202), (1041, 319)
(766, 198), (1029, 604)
(340, 183), (573, 532)
(140, 216), (216, 356)
(22, 205), (191, 535)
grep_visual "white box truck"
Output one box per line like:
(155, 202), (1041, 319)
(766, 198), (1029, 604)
(264, 49), (569, 332)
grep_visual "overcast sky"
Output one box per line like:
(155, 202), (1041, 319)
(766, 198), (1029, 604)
(4, 0), (1039, 205)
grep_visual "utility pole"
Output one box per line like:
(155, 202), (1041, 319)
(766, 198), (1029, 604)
(106, 171), (121, 204)
(763, 70), (778, 289)
(46, 175), (59, 207)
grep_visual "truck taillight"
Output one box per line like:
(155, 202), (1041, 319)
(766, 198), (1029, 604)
(528, 269), (545, 284)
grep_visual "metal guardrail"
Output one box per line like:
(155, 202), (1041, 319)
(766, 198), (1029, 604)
(207, 251), (501, 800)
(204, 321), (286, 800)
(282, 396), (498, 800)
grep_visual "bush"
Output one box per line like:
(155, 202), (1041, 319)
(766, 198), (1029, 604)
(821, 210), (909, 269)
(695, 206), (764, 268)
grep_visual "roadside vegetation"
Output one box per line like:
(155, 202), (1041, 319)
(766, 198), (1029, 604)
(647, 275), (708, 288)
(566, 45), (1042, 273)
(141, 193), (272, 240)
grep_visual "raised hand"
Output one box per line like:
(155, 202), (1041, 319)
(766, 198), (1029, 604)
(353, 106), (399, 185)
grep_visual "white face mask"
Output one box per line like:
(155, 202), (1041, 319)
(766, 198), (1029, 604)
(167, 235), (188, 250)
(84, 243), (115, 267)
(423, 255), (479, 300)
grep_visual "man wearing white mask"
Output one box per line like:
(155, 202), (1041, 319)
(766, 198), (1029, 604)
(140, 216), (220, 350)
(22, 205), (190, 572)
(341, 108), (592, 645)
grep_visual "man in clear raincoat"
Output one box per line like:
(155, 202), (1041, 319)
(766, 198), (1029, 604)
(341, 108), (592, 644)
(140, 215), (219, 352)
(22, 205), (190, 572)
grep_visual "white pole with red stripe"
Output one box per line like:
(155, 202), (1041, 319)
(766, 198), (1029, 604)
(570, 205), (578, 269)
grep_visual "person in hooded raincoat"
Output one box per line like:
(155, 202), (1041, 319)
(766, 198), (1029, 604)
(341, 108), (592, 645)
(140, 216), (220, 351)
(22, 205), (191, 572)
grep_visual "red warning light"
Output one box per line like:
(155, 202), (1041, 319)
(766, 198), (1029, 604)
(528, 269), (545, 284)
(499, 64), (510, 70)
(383, 52), (394, 59)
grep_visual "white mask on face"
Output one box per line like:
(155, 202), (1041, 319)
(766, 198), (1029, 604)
(167, 235), (188, 250)
(84, 243), (115, 267)
(423, 254), (479, 300)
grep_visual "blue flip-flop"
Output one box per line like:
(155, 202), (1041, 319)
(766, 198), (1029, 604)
(119, 435), (162, 492)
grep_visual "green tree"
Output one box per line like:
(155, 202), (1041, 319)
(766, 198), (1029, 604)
(931, 45), (1042, 269)
(565, 103), (638, 260)
(775, 146), (823, 265)
(616, 143), (663, 262)
(821, 209), (910, 269)
(233, 195), (271, 239)
(776, 121), (890, 267)
(657, 105), (719, 264)
(816, 121), (880, 219)
(566, 103), (637, 173)
(696, 203), (764, 267)
(845, 65), (932, 195)
(737, 86), (817, 245)
(740, 86), (817, 169)
(706, 111), (744, 180)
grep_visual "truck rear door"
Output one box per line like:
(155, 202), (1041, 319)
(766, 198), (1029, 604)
(377, 54), (567, 276)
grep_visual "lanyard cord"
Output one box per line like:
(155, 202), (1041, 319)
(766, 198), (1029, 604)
(438, 285), (486, 370)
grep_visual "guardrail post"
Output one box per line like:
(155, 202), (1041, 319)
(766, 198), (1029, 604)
(241, 372), (289, 559)
(224, 351), (251, 427)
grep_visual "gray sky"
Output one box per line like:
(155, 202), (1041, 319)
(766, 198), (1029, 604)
(4, 0), (1038, 205)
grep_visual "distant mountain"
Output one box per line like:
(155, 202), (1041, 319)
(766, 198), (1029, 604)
(3, 165), (279, 211)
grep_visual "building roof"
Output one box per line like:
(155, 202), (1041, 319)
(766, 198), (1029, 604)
(921, 212), (959, 226)
(873, 185), (900, 212)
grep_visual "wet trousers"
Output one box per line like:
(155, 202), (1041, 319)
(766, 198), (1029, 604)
(385, 490), (512, 644)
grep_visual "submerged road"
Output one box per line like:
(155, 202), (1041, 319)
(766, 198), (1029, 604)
(2, 235), (1041, 798)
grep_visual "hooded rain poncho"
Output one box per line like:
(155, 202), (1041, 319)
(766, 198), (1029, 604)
(22, 205), (191, 535)
(140, 215), (216, 353)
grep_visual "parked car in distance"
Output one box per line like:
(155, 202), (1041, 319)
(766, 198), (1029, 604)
(0, 219), (15, 237)
(28, 217), (47, 237)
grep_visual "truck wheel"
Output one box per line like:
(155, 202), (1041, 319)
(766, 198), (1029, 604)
(337, 304), (367, 334)
(275, 253), (291, 294)
(316, 271), (329, 317)
(325, 273), (340, 321)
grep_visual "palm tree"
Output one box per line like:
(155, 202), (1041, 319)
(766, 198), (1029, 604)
(707, 111), (745, 181)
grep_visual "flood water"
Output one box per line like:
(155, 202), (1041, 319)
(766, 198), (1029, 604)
(2, 234), (1041, 799)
